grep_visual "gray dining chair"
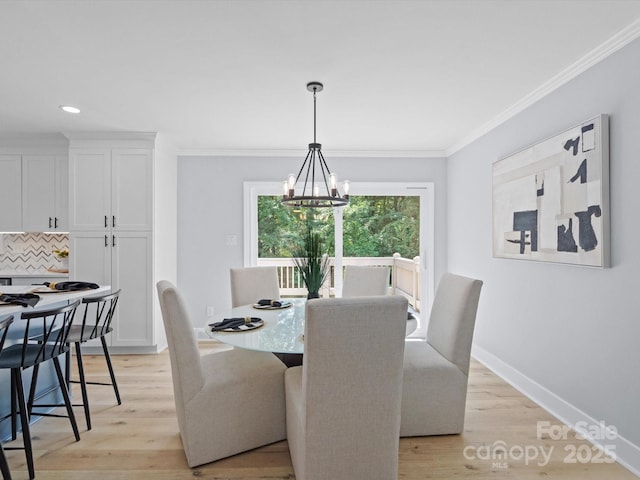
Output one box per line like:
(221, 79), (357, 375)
(341, 265), (390, 297)
(285, 295), (408, 480)
(230, 266), (280, 307)
(400, 272), (483, 437)
(156, 281), (286, 467)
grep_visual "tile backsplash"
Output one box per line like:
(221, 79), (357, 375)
(0, 233), (69, 273)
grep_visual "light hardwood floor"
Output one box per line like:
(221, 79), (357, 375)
(3, 343), (636, 479)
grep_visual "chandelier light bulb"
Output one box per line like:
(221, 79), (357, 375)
(329, 173), (338, 196)
(287, 173), (296, 197)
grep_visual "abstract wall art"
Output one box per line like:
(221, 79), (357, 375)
(492, 114), (609, 267)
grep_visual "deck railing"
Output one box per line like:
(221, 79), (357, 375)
(257, 254), (422, 312)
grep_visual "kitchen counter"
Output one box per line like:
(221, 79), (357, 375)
(0, 270), (69, 278)
(0, 284), (111, 442)
(0, 285), (110, 316)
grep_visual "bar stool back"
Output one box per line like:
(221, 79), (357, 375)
(0, 301), (80, 480)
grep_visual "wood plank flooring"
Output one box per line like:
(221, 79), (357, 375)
(2, 343), (636, 479)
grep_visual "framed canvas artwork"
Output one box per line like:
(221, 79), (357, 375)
(492, 114), (609, 267)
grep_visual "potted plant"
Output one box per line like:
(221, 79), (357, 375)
(293, 229), (331, 299)
(52, 248), (69, 271)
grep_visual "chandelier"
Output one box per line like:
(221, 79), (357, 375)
(281, 82), (350, 208)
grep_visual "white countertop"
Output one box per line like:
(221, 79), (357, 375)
(0, 285), (110, 316)
(0, 270), (69, 278)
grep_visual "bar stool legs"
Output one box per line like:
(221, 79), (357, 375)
(27, 361), (81, 442)
(73, 342), (92, 430)
(0, 441), (11, 480)
(101, 336), (122, 405)
(67, 336), (121, 431)
(11, 369), (35, 480)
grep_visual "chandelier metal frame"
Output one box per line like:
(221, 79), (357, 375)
(281, 82), (349, 208)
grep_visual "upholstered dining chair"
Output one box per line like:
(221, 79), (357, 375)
(341, 265), (390, 297)
(400, 272), (483, 437)
(285, 295), (408, 480)
(156, 281), (287, 467)
(230, 266), (280, 308)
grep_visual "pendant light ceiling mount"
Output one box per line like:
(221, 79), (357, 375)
(306, 81), (323, 93)
(281, 81), (349, 208)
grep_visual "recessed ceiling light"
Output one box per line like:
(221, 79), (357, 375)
(59, 105), (81, 114)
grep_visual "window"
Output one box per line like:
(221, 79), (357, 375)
(244, 182), (434, 335)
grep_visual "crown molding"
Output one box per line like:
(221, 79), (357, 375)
(0, 133), (68, 153)
(63, 131), (157, 148)
(177, 147), (446, 159)
(445, 17), (640, 157)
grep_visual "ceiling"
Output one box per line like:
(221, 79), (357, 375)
(2, 0), (640, 156)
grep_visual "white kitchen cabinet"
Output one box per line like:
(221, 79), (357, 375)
(22, 155), (68, 232)
(0, 155), (22, 231)
(65, 132), (175, 354)
(69, 231), (153, 347)
(69, 148), (152, 232)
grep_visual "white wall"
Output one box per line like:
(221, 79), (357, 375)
(177, 155), (447, 331)
(153, 133), (178, 350)
(448, 37), (640, 470)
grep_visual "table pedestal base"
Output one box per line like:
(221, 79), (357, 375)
(274, 353), (303, 367)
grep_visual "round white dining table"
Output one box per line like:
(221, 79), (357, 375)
(206, 298), (418, 354)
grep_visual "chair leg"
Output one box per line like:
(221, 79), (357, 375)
(52, 358), (80, 442)
(26, 364), (40, 418)
(74, 342), (91, 430)
(65, 347), (71, 390)
(101, 337), (121, 405)
(9, 374), (16, 442)
(12, 369), (35, 480)
(0, 442), (12, 480)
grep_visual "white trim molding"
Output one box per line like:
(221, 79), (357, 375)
(472, 344), (640, 477)
(177, 147), (446, 158)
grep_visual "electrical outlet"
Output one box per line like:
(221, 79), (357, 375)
(206, 306), (215, 317)
(225, 234), (237, 246)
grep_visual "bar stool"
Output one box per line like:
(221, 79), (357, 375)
(62, 290), (121, 430)
(28, 291), (121, 431)
(0, 316), (14, 480)
(0, 301), (80, 480)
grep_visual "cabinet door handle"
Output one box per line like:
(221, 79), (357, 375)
(54, 217), (58, 229)
(105, 215), (108, 228)
(113, 215), (116, 228)
(112, 235), (116, 247)
(49, 217), (52, 229)
(105, 235), (108, 247)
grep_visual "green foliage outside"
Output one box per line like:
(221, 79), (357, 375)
(258, 195), (419, 259)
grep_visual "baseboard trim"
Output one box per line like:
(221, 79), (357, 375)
(472, 344), (640, 477)
(81, 345), (163, 355)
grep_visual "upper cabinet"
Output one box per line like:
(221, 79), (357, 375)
(69, 147), (152, 232)
(0, 150), (68, 233)
(22, 155), (68, 232)
(0, 155), (22, 231)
